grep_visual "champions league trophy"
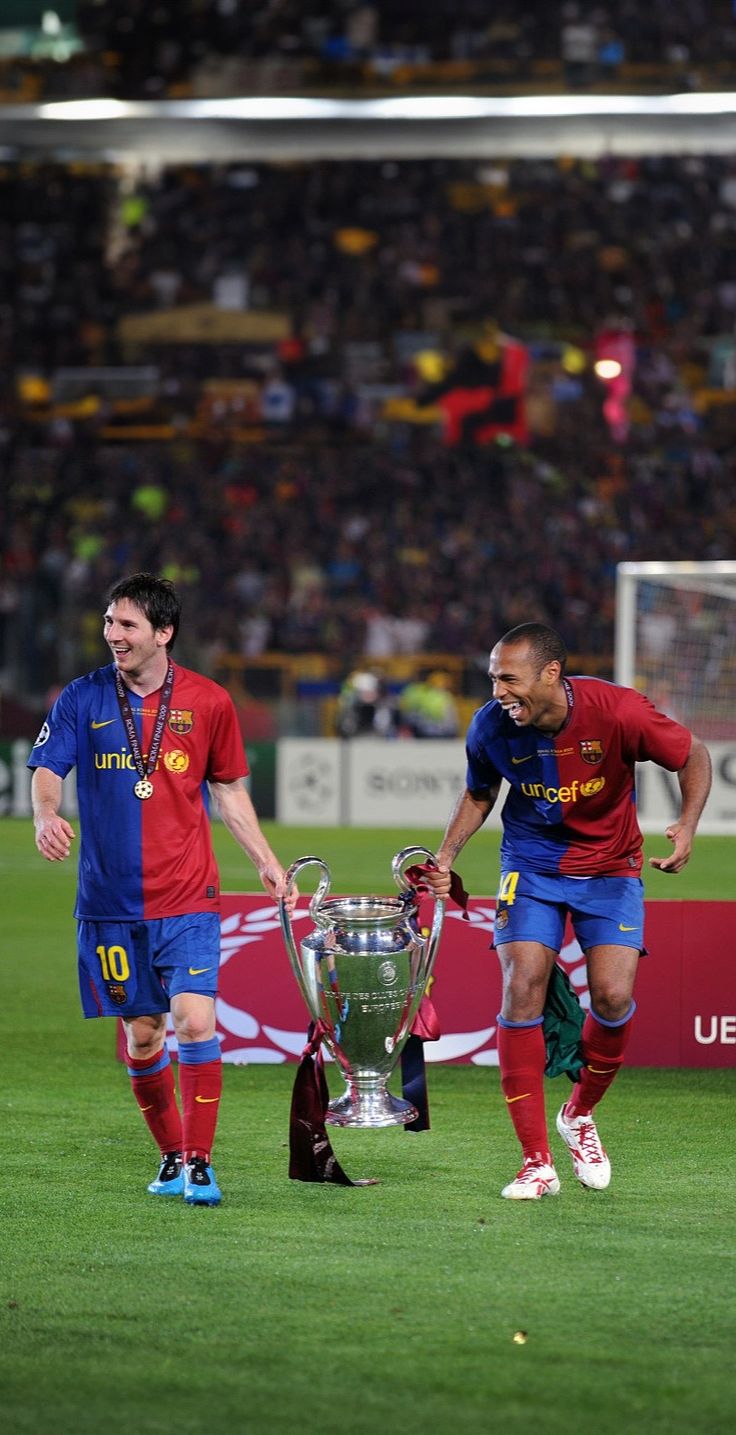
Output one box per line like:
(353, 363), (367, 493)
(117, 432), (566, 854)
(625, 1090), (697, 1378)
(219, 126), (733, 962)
(279, 847), (446, 1128)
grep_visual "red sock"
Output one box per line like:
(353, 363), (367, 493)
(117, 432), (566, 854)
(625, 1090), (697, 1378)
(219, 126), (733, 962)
(565, 1006), (635, 1117)
(497, 1020), (550, 1163)
(178, 1052), (223, 1164)
(126, 1047), (182, 1155)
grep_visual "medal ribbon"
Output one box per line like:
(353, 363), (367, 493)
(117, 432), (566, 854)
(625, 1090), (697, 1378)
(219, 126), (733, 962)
(114, 660), (175, 784)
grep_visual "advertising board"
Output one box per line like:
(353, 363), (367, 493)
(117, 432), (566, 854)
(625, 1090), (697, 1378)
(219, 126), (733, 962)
(125, 895), (735, 1069)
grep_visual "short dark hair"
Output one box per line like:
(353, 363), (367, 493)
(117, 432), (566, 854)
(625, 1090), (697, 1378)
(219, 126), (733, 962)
(498, 622), (567, 675)
(106, 573), (181, 651)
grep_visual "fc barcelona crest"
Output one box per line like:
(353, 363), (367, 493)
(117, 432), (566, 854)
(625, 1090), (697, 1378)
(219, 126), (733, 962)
(580, 739), (604, 765)
(169, 709), (194, 735)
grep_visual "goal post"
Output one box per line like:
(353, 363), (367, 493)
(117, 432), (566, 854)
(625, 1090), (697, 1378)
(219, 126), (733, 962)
(615, 560), (736, 835)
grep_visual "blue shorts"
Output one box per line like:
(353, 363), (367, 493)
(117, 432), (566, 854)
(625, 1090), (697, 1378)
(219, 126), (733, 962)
(492, 870), (645, 953)
(76, 912), (221, 1019)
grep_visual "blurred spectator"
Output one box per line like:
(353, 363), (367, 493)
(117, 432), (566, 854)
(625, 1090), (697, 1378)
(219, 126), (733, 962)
(398, 671), (460, 739)
(335, 669), (398, 738)
(560, 4), (599, 88)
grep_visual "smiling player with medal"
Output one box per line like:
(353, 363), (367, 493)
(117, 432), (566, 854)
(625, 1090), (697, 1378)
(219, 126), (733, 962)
(29, 573), (295, 1206)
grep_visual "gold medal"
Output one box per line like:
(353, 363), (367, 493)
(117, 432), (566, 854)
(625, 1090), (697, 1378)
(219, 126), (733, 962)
(134, 778), (154, 800)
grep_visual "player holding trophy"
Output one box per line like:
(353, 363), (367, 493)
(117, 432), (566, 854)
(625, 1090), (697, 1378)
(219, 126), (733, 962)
(422, 622), (711, 1200)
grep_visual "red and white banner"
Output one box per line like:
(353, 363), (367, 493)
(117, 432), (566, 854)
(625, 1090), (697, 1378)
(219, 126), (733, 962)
(118, 896), (733, 1069)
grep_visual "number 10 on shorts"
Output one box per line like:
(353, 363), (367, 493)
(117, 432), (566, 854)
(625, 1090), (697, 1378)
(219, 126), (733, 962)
(96, 944), (130, 982)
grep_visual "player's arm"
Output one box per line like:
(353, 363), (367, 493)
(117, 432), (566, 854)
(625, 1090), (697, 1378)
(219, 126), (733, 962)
(648, 735), (712, 874)
(424, 783), (500, 896)
(31, 767), (76, 862)
(209, 778), (296, 907)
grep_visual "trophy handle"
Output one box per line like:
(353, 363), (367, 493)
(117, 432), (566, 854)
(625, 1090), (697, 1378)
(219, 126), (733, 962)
(392, 844), (437, 892)
(391, 845), (446, 974)
(278, 856), (331, 1010)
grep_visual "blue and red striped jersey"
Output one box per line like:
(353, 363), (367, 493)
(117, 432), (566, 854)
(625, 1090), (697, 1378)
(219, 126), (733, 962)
(466, 677), (692, 877)
(28, 662), (248, 919)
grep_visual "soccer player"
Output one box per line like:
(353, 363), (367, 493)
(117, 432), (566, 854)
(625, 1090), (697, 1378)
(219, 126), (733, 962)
(29, 573), (295, 1206)
(422, 622), (712, 1200)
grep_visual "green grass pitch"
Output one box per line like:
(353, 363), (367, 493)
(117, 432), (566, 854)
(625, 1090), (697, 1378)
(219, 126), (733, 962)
(2, 819), (735, 1435)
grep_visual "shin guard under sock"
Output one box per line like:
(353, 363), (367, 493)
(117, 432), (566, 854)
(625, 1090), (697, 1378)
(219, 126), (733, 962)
(565, 1003), (636, 1117)
(126, 1046), (182, 1155)
(497, 1016), (550, 1163)
(178, 1036), (223, 1164)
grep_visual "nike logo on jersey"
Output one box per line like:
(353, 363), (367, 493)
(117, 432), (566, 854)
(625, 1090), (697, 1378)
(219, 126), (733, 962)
(511, 754), (535, 765)
(195, 1095), (220, 1104)
(618, 924), (637, 932)
(91, 719), (116, 729)
(188, 966), (211, 975)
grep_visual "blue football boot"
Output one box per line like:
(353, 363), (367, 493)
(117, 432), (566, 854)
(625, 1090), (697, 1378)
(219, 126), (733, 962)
(148, 1151), (185, 1197)
(183, 1156), (222, 1206)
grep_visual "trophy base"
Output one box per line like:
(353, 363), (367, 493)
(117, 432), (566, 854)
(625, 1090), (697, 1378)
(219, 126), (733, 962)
(326, 1088), (418, 1129)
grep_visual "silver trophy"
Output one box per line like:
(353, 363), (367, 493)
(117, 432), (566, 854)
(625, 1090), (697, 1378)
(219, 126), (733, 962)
(279, 846), (445, 1128)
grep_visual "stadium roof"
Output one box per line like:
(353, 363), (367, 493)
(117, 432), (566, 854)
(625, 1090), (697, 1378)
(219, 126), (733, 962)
(3, 92), (736, 161)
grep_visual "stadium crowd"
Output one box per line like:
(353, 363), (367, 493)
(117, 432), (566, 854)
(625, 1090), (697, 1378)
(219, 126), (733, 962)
(2, 148), (736, 711)
(72, 0), (736, 94)
(2, 0), (735, 101)
(7, 152), (736, 385)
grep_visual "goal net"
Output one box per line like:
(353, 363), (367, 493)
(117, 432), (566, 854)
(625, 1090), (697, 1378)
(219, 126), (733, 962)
(615, 561), (736, 834)
(615, 561), (736, 738)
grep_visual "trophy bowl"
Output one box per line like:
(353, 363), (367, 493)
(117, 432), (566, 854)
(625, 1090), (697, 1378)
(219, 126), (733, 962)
(279, 846), (445, 1128)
